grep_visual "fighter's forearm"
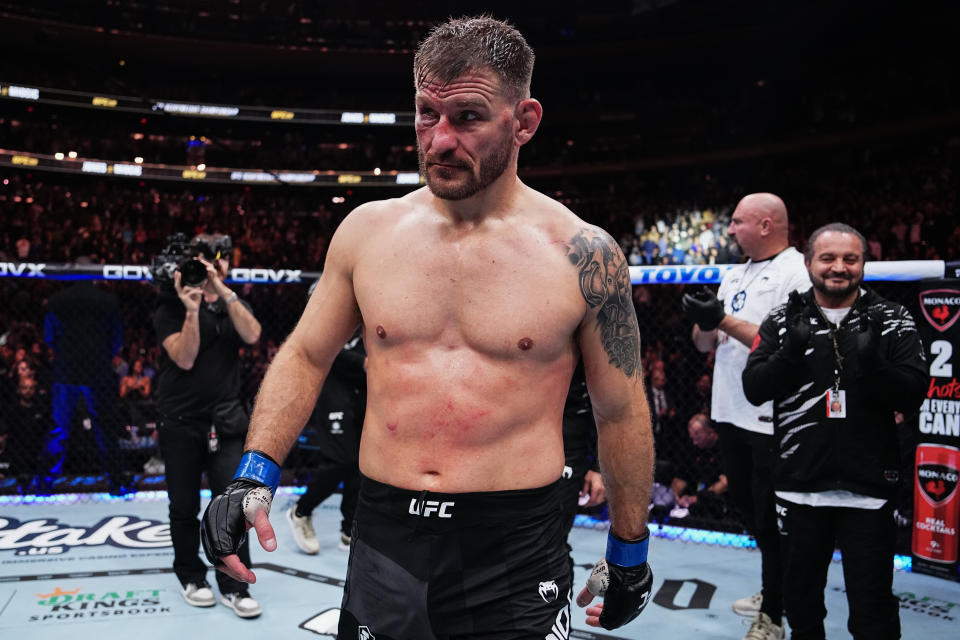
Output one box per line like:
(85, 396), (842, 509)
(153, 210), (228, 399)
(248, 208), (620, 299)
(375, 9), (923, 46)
(244, 340), (327, 462)
(597, 409), (654, 540)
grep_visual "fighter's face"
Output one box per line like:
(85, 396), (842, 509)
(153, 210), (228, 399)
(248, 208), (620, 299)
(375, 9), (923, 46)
(415, 69), (517, 201)
(807, 231), (865, 303)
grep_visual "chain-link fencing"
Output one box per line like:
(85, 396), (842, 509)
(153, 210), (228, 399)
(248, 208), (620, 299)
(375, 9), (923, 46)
(0, 269), (937, 550)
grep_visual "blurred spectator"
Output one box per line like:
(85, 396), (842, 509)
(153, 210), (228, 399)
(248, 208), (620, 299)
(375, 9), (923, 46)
(668, 413), (729, 521)
(647, 367), (679, 451)
(1, 376), (51, 488)
(119, 356), (155, 430)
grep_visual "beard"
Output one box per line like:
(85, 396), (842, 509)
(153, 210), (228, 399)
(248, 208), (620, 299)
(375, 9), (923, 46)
(811, 271), (861, 301)
(418, 135), (514, 201)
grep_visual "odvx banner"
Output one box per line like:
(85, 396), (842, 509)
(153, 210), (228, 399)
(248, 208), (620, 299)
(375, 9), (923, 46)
(911, 281), (960, 582)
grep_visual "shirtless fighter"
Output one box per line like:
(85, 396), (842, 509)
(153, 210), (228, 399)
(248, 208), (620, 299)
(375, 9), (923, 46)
(201, 16), (655, 638)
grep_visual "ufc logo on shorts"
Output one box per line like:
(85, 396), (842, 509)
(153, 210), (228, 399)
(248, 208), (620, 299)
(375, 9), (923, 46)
(358, 626), (376, 640)
(408, 499), (455, 518)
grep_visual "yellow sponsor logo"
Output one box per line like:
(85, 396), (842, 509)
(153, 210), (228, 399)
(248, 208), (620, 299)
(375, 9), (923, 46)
(270, 110), (295, 120)
(12, 155), (39, 166)
(92, 96), (118, 107)
(182, 170), (207, 180)
(337, 174), (362, 184)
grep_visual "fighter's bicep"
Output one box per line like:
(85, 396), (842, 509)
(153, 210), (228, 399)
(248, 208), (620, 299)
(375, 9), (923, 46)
(290, 269), (361, 371)
(287, 216), (364, 369)
(566, 227), (642, 380)
(567, 227), (644, 422)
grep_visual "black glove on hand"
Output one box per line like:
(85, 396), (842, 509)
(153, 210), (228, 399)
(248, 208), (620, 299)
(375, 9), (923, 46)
(200, 477), (272, 566)
(781, 291), (810, 361)
(597, 559), (654, 629)
(578, 530), (654, 630)
(681, 288), (725, 331)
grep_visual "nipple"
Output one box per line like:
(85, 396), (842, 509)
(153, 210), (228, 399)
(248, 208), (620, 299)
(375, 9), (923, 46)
(517, 337), (533, 351)
(376, 325), (387, 339)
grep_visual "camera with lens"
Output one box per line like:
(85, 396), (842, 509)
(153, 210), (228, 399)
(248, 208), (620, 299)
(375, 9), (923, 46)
(151, 233), (232, 291)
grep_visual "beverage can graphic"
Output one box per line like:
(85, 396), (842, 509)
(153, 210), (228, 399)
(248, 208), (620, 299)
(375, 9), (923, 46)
(913, 443), (959, 564)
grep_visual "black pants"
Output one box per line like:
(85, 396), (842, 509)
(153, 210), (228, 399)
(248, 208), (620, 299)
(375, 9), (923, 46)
(339, 476), (571, 640)
(297, 459), (360, 537)
(158, 416), (250, 595)
(715, 421), (782, 623)
(777, 498), (899, 640)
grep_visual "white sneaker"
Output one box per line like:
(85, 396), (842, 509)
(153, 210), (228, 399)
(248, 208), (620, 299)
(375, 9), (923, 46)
(743, 612), (784, 640)
(220, 590), (262, 618)
(733, 591), (763, 616)
(180, 580), (216, 607)
(338, 531), (351, 551)
(286, 506), (320, 554)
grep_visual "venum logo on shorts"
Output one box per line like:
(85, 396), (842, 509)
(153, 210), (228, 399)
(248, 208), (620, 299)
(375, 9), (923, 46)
(538, 580), (559, 603)
(358, 626), (376, 640)
(407, 499), (454, 518)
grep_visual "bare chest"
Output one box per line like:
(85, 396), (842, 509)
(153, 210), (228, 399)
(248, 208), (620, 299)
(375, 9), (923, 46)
(354, 233), (583, 358)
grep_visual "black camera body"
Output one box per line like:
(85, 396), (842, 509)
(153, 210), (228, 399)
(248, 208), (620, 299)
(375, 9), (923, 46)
(151, 233), (232, 290)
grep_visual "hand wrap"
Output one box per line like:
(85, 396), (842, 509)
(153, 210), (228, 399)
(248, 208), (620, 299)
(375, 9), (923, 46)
(200, 450), (280, 566)
(583, 530), (654, 630)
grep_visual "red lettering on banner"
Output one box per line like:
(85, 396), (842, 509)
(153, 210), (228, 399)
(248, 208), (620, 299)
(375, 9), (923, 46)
(928, 377), (960, 400)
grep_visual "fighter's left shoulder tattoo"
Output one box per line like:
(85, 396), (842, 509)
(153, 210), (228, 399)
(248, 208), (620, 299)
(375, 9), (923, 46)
(566, 228), (641, 378)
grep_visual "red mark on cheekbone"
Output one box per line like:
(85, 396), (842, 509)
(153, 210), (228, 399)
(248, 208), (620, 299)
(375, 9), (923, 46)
(518, 337), (534, 350)
(376, 325), (387, 339)
(386, 422), (397, 432)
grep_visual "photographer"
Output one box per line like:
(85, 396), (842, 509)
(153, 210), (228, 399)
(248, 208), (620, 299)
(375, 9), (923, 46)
(152, 233), (263, 618)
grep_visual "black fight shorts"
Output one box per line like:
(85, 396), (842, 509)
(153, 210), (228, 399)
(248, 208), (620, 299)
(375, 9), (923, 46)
(338, 475), (572, 640)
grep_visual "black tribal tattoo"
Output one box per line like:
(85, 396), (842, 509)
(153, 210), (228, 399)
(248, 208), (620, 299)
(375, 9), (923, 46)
(567, 229), (642, 378)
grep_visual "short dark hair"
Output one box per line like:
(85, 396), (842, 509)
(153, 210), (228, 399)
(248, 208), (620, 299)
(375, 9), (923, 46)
(804, 222), (868, 261)
(414, 16), (534, 101)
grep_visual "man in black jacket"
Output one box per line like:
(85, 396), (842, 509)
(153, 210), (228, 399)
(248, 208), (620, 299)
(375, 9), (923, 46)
(743, 223), (927, 640)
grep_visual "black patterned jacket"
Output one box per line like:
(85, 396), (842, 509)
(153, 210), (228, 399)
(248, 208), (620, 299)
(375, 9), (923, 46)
(742, 288), (927, 499)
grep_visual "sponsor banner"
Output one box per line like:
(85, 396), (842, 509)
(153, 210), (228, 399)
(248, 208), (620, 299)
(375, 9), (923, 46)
(0, 261), (950, 286)
(0, 262), (320, 283)
(911, 281), (960, 581)
(0, 516), (171, 556)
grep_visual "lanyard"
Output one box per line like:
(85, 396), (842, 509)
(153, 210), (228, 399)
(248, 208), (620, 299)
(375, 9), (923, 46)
(812, 302), (852, 393)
